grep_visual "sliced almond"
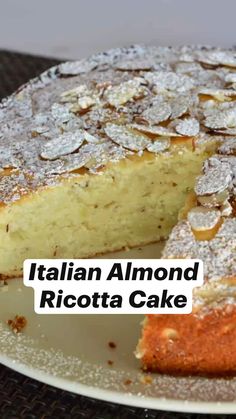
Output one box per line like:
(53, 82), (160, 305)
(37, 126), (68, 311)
(218, 138), (236, 155)
(70, 96), (97, 113)
(60, 85), (89, 103)
(60, 85), (99, 112)
(175, 118), (200, 137)
(51, 103), (71, 123)
(213, 128), (236, 135)
(197, 190), (230, 208)
(220, 200), (233, 216)
(105, 78), (146, 108)
(225, 73), (236, 83)
(196, 50), (236, 68)
(129, 124), (182, 137)
(144, 71), (194, 93)
(114, 59), (154, 71)
(204, 112), (227, 131)
(199, 88), (236, 101)
(188, 206), (221, 231)
(104, 123), (149, 151)
(58, 60), (97, 76)
(194, 164), (232, 196)
(142, 102), (171, 124)
(40, 130), (86, 160)
(146, 138), (170, 153)
(170, 95), (191, 119)
(59, 153), (91, 173)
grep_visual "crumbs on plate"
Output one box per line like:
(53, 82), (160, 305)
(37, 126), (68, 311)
(108, 341), (117, 349)
(7, 315), (27, 334)
(124, 379), (132, 386)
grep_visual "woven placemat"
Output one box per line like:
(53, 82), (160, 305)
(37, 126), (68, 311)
(0, 50), (59, 100)
(0, 49), (231, 419)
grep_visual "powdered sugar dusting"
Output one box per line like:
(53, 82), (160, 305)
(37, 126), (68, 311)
(1, 320), (236, 404)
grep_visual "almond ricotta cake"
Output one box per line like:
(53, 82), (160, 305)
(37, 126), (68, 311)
(0, 45), (236, 375)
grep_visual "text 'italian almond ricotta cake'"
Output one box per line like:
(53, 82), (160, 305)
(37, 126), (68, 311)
(0, 45), (236, 376)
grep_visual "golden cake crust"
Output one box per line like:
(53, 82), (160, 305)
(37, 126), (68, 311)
(138, 305), (236, 376)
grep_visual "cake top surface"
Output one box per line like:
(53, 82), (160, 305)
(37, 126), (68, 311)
(1, 44), (236, 206)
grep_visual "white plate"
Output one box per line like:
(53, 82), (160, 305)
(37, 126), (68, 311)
(0, 242), (236, 414)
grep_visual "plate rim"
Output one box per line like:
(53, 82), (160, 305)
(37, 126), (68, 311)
(0, 354), (235, 415)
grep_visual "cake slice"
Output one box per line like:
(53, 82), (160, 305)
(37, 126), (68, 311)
(137, 148), (236, 376)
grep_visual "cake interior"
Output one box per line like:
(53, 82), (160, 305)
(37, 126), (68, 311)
(0, 143), (215, 277)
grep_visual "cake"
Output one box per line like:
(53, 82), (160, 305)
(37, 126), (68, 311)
(0, 45), (236, 375)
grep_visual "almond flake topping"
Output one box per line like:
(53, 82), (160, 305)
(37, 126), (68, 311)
(58, 59), (98, 76)
(195, 163), (232, 196)
(13, 89), (33, 118)
(142, 102), (171, 124)
(83, 142), (128, 171)
(0, 145), (21, 170)
(196, 50), (236, 68)
(104, 123), (149, 151)
(220, 200), (232, 216)
(218, 138), (236, 155)
(188, 207), (221, 231)
(127, 124), (182, 137)
(199, 88), (236, 101)
(213, 128), (236, 135)
(204, 108), (236, 130)
(60, 85), (100, 111)
(197, 190), (230, 208)
(170, 95), (192, 119)
(175, 118), (200, 136)
(146, 138), (170, 153)
(70, 97), (97, 113)
(60, 85), (90, 103)
(51, 103), (71, 123)
(225, 73), (236, 83)
(40, 130), (88, 160)
(50, 154), (91, 174)
(114, 59), (154, 71)
(105, 78), (146, 108)
(144, 71), (195, 93)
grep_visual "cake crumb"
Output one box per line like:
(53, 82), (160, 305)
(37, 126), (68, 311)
(7, 315), (27, 334)
(140, 375), (153, 385)
(108, 341), (117, 349)
(124, 379), (132, 385)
